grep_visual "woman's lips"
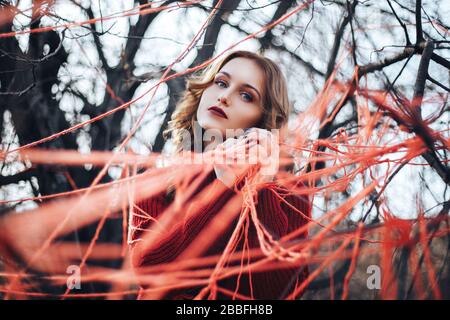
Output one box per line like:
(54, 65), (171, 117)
(208, 106), (228, 119)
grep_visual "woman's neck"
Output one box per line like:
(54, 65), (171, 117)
(203, 139), (220, 153)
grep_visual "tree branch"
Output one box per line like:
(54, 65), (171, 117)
(347, 0), (358, 66)
(67, 88), (99, 118)
(152, 75), (185, 153)
(410, 41), (450, 185)
(431, 53), (450, 70)
(85, 5), (110, 71)
(427, 75), (450, 93)
(0, 168), (38, 187)
(258, 0), (296, 50)
(221, 19), (325, 76)
(413, 40), (434, 111)
(191, 0), (241, 67)
(123, 0), (176, 70)
(387, 0), (411, 46)
(325, 0), (358, 79)
(415, 0), (423, 44)
(358, 46), (418, 78)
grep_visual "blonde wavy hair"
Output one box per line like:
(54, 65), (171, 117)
(163, 50), (291, 152)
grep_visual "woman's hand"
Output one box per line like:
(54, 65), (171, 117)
(213, 128), (279, 189)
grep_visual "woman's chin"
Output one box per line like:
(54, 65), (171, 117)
(198, 121), (225, 133)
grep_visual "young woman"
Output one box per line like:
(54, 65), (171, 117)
(129, 50), (311, 300)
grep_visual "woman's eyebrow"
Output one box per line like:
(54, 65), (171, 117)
(217, 71), (261, 100)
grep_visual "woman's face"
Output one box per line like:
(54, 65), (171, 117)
(196, 57), (265, 137)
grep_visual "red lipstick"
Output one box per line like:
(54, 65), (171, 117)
(208, 106), (228, 119)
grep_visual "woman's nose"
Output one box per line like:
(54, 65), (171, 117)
(217, 96), (229, 106)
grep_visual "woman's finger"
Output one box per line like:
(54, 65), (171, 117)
(244, 129), (274, 154)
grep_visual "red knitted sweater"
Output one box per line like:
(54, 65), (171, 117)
(130, 168), (311, 300)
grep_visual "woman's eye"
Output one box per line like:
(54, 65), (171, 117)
(215, 80), (227, 88)
(241, 92), (253, 102)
